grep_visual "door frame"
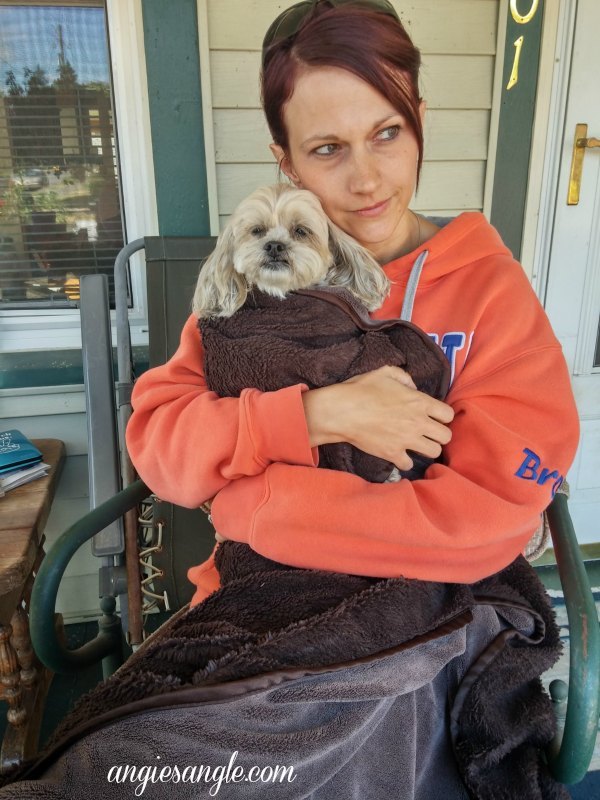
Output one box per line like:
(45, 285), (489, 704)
(520, 0), (577, 296)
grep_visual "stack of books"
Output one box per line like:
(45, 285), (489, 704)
(0, 430), (49, 497)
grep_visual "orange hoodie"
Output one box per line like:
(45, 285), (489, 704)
(126, 212), (579, 605)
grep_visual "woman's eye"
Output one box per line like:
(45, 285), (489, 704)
(313, 143), (339, 157)
(251, 226), (265, 237)
(377, 125), (400, 142)
(294, 226), (309, 238)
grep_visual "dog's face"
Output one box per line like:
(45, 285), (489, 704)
(193, 184), (390, 318)
(227, 184), (333, 295)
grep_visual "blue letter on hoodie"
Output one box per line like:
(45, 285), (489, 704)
(515, 448), (564, 496)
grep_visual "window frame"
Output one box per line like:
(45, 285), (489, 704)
(0, 0), (157, 351)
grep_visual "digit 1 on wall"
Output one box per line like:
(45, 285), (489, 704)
(507, 36), (524, 90)
(506, 0), (540, 91)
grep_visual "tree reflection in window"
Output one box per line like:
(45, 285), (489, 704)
(0, 5), (125, 307)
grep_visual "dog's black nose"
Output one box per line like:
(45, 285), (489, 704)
(263, 240), (286, 256)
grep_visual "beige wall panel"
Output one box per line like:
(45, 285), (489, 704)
(416, 160), (486, 209)
(42, 452), (108, 622)
(45, 496), (91, 548)
(0, 411), (88, 455)
(214, 108), (489, 162)
(210, 52), (494, 111)
(216, 160), (484, 216)
(394, 1), (497, 55)
(216, 162), (282, 213)
(424, 110), (489, 161)
(210, 51), (261, 109)
(0, 388), (86, 419)
(56, 573), (102, 622)
(420, 55), (494, 109)
(0, 399), (94, 617)
(213, 109), (270, 161)
(53, 453), (89, 499)
(207, 0), (497, 55)
(207, 0), (293, 50)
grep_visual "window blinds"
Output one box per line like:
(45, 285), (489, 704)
(0, 4), (125, 308)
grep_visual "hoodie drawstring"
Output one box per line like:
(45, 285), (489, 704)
(400, 249), (428, 322)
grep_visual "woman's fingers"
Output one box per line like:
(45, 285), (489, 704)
(423, 394), (455, 425)
(381, 367), (454, 426)
(410, 436), (442, 461)
(394, 452), (415, 471)
(422, 415), (454, 446)
(334, 366), (455, 467)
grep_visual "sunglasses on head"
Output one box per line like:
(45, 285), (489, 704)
(262, 0), (400, 64)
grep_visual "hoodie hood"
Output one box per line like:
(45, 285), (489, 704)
(382, 212), (511, 285)
(370, 210), (540, 386)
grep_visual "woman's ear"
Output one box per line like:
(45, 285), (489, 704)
(418, 99), (427, 125)
(269, 143), (302, 187)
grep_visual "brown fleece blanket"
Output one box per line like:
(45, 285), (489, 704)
(3, 550), (566, 799)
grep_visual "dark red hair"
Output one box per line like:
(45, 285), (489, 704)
(261, 6), (424, 178)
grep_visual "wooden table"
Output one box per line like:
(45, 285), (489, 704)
(0, 439), (65, 774)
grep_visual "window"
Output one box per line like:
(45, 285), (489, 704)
(0, 2), (126, 309)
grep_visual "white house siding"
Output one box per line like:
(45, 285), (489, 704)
(1, 387), (101, 622)
(206, 0), (499, 228)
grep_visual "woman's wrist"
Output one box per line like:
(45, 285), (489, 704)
(302, 385), (346, 447)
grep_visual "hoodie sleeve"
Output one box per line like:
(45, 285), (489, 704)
(208, 263), (580, 584)
(126, 314), (317, 508)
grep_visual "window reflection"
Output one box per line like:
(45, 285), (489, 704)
(0, 4), (125, 307)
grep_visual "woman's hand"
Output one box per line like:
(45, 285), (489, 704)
(302, 365), (454, 471)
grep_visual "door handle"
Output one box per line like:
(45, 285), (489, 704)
(568, 123), (600, 205)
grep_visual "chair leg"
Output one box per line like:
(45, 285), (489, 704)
(98, 596), (124, 679)
(0, 623), (26, 728)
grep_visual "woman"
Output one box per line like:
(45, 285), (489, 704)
(126, 0), (579, 605)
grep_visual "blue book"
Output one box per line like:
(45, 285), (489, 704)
(0, 430), (43, 475)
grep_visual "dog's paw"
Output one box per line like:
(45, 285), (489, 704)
(386, 467), (402, 483)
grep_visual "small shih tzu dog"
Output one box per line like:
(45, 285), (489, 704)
(193, 183), (390, 318)
(193, 183), (449, 486)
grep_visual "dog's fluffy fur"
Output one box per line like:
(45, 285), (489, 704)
(193, 184), (390, 318)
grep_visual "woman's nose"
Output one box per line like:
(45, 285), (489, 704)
(348, 149), (380, 194)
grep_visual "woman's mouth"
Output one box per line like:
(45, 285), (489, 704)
(355, 199), (389, 218)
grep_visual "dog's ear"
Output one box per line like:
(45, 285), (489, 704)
(327, 220), (390, 311)
(192, 224), (248, 318)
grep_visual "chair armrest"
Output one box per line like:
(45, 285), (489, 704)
(30, 480), (151, 674)
(545, 491), (600, 784)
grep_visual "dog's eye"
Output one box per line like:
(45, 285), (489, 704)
(294, 226), (309, 238)
(251, 226), (266, 237)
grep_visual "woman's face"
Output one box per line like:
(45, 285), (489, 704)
(271, 65), (424, 264)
